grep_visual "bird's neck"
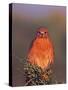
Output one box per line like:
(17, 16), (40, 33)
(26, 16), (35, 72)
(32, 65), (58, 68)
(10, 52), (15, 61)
(34, 37), (50, 48)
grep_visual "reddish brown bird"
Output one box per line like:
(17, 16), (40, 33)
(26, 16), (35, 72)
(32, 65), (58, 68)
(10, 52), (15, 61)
(27, 27), (54, 70)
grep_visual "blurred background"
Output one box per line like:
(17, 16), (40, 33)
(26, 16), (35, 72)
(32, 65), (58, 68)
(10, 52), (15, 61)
(12, 3), (66, 86)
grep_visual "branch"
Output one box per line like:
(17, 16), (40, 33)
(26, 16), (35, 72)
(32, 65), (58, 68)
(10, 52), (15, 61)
(25, 78), (34, 86)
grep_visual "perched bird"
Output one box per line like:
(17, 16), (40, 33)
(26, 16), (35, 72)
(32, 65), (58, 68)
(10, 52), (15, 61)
(27, 27), (54, 70)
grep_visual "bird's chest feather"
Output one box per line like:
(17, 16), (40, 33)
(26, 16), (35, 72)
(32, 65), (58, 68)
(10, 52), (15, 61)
(28, 37), (54, 69)
(33, 38), (52, 55)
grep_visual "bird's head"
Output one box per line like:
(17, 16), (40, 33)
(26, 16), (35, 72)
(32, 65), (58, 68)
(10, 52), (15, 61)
(36, 27), (49, 38)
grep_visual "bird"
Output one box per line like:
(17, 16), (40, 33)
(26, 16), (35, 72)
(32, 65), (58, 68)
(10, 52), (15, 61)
(27, 27), (54, 70)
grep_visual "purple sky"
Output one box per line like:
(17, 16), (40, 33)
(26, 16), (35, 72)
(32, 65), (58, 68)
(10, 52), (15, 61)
(13, 3), (66, 20)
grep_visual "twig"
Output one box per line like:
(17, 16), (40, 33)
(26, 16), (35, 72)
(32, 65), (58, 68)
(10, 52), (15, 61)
(25, 78), (35, 86)
(15, 55), (26, 64)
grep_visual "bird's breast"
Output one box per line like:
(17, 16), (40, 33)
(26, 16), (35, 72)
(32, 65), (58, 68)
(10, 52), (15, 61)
(33, 38), (51, 51)
(27, 38), (54, 69)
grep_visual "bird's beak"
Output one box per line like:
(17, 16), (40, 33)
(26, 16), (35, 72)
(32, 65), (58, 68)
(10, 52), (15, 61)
(41, 34), (45, 37)
(40, 32), (44, 37)
(41, 33), (47, 38)
(40, 33), (45, 38)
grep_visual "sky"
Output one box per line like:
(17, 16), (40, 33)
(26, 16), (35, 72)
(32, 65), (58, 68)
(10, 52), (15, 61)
(13, 3), (66, 20)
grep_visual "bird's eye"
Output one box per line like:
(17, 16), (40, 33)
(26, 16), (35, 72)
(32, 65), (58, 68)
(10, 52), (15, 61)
(45, 32), (47, 34)
(37, 31), (40, 34)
